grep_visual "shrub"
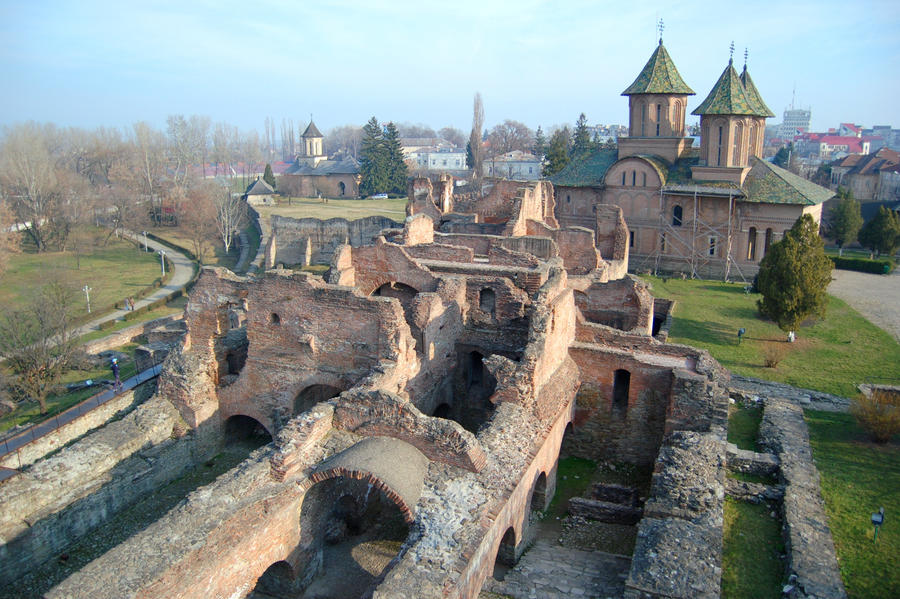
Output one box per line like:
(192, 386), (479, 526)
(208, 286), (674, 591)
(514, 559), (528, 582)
(851, 389), (900, 443)
(762, 342), (787, 368)
(829, 256), (895, 274)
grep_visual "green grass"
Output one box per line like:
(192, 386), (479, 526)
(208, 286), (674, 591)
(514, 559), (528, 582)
(76, 297), (185, 344)
(728, 405), (762, 451)
(721, 497), (785, 599)
(547, 456), (596, 514)
(642, 276), (900, 397)
(0, 229), (162, 320)
(0, 344), (139, 433)
(256, 196), (408, 222)
(805, 410), (900, 599)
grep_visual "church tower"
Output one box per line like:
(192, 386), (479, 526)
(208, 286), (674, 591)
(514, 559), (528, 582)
(298, 119), (325, 167)
(619, 36), (695, 163)
(691, 50), (774, 184)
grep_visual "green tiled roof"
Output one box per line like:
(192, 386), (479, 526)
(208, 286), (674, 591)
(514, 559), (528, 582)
(665, 155), (700, 184)
(739, 66), (775, 117)
(550, 149), (617, 187)
(692, 61), (769, 116)
(742, 157), (835, 205)
(635, 154), (670, 185)
(622, 41), (695, 96)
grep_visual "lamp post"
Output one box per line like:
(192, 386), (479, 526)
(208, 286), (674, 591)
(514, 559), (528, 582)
(142, 231), (148, 252)
(872, 507), (885, 542)
(158, 250), (166, 276)
(83, 285), (92, 314)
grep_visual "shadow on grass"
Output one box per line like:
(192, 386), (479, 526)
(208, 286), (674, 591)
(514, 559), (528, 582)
(671, 317), (737, 345)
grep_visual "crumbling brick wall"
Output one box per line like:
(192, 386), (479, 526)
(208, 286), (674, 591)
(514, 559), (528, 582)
(268, 214), (401, 267)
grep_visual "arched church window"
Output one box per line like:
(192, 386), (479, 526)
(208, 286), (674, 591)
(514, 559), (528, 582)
(673, 205), (683, 226)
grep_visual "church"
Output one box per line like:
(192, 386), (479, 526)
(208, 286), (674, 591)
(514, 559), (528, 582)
(552, 38), (834, 279)
(281, 120), (361, 198)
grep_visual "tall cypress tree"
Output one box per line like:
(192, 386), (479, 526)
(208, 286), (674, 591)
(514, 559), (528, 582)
(263, 163), (276, 189)
(383, 122), (408, 195)
(533, 126), (546, 159)
(571, 113), (593, 160)
(359, 117), (386, 197)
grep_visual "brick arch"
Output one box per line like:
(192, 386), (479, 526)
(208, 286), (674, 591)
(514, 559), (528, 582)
(363, 277), (423, 298)
(299, 436), (429, 525)
(300, 468), (416, 524)
(220, 406), (274, 439)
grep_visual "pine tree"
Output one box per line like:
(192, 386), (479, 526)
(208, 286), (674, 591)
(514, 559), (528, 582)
(543, 127), (571, 177)
(858, 205), (900, 257)
(263, 163), (276, 190)
(359, 117), (386, 197)
(571, 113), (593, 160)
(383, 121), (408, 195)
(826, 190), (861, 256)
(533, 126), (546, 160)
(756, 214), (833, 338)
(465, 140), (474, 169)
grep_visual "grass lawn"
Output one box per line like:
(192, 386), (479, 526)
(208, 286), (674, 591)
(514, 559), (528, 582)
(0, 343), (140, 433)
(77, 296), (185, 344)
(256, 196), (408, 222)
(721, 497), (785, 599)
(0, 229), (162, 320)
(805, 410), (900, 599)
(727, 405), (762, 451)
(642, 276), (900, 398)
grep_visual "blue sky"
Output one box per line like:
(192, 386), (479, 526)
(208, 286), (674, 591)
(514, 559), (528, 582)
(1, 0), (898, 136)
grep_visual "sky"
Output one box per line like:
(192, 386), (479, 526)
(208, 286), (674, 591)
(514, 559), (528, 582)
(1, 0), (899, 138)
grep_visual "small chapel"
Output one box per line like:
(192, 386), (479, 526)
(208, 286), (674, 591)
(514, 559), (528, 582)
(281, 120), (361, 198)
(553, 37), (834, 279)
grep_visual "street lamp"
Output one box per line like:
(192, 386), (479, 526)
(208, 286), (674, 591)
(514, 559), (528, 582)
(83, 285), (92, 314)
(142, 231), (148, 252)
(158, 250), (166, 276)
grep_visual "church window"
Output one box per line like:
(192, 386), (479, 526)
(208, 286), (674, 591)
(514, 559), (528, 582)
(747, 227), (757, 260)
(642, 172), (647, 186)
(709, 236), (717, 256)
(622, 171), (626, 186)
(717, 126), (723, 166)
(733, 123), (743, 165)
(673, 205), (683, 226)
(764, 228), (773, 255)
(660, 232), (666, 252)
(632, 171), (636, 186)
(656, 104), (661, 136)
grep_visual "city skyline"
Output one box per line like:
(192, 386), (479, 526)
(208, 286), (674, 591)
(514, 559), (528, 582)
(2, 0), (898, 137)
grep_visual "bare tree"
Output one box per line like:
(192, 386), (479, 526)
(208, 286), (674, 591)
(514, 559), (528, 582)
(0, 280), (81, 414)
(487, 120), (534, 157)
(213, 122), (239, 177)
(214, 189), (247, 254)
(397, 123), (437, 139)
(0, 122), (61, 251)
(325, 124), (364, 159)
(182, 180), (220, 263)
(469, 93), (485, 187)
(0, 199), (20, 274)
(439, 126), (466, 148)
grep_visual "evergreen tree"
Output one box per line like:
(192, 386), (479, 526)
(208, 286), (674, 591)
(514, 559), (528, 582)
(756, 214), (833, 338)
(858, 205), (900, 257)
(533, 126), (546, 159)
(383, 121), (408, 195)
(465, 140), (474, 169)
(359, 117), (387, 197)
(773, 143), (793, 168)
(263, 163), (276, 190)
(543, 127), (571, 177)
(571, 113), (593, 160)
(826, 189), (862, 256)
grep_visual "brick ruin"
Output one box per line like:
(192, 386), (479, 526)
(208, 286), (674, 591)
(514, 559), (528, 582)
(0, 177), (844, 598)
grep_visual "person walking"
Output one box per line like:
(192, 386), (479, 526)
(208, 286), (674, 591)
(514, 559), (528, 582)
(111, 358), (121, 392)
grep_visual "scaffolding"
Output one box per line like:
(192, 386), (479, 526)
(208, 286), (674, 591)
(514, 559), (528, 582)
(634, 185), (750, 283)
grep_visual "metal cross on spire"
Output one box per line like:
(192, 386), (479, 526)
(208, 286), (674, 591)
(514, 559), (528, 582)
(657, 18), (664, 44)
(744, 47), (749, 68)
(729, 41), (735, 64)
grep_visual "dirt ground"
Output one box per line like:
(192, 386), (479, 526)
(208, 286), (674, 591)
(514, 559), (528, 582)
(828, 267), (900, 342)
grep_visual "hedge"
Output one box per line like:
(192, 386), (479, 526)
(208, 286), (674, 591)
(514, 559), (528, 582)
(829, 256), (895, 274)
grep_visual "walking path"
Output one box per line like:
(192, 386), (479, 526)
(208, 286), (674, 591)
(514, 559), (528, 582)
(482, 538), (631, 599)
(71, 231), (195, 338)
(828, 266), (900, 343)
(0, 363), (163, 480)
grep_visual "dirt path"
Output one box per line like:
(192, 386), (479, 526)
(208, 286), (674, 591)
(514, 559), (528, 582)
(828, 267), (900, 342)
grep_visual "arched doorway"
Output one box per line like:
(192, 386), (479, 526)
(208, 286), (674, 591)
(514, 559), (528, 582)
(493, 527), (518, 581)
(251, 560), (299, 598)
(612, 369), (631, 418)
(294, 384), (342, 415)
(295, 476), (411, 598)
(338, 181), (346, 196)
(530, 472), (549, 514)
(224, 414), (272, 448)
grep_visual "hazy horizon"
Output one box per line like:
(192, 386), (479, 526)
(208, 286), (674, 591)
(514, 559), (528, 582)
(2, 0), (898, 137)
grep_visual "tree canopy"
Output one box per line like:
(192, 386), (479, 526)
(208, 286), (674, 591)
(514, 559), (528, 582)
(542, 127), (571, 177)
(826, 190), (862, 254)
(571, 113), (593, 160)
(263, 163), (276, 189)
(358, 117), (408, 197)
(756, 213), (833, 334)
(858, 206), (900, 257)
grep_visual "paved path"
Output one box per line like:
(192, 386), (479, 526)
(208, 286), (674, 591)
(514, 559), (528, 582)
(72, 232), (195, 337)
(828, 267), (900, 342)
(0, 363), (163, 475)
(482, 539), (631, 599)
